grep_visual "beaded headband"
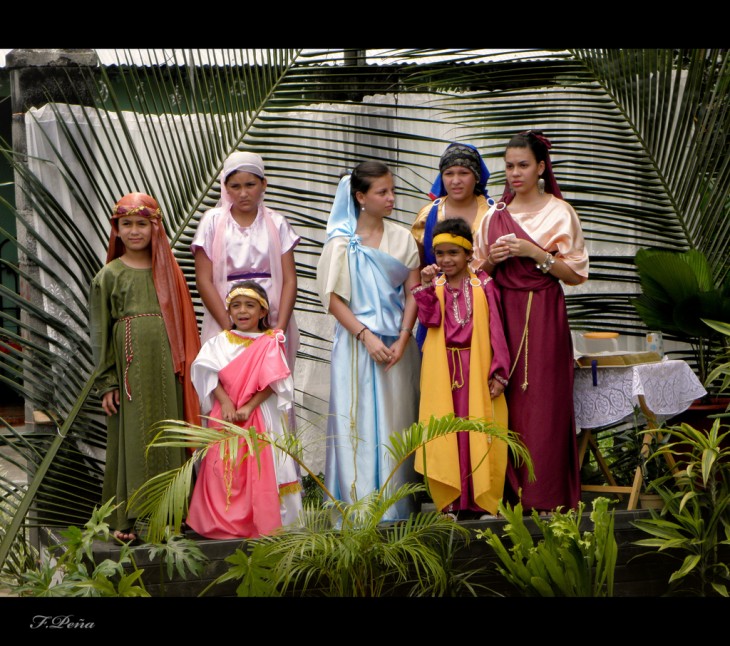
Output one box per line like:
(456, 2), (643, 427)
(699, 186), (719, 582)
(432, 233), (473, 252)
(225, 287), (269, 310)
(112, 204), (162, 219)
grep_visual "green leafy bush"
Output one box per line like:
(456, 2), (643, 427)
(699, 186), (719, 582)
(11, 498), (207, 597)
(476, 497), (617, 597)
(633, 419), (730, 596)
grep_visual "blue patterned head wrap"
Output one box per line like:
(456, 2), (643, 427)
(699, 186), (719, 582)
(428, 143), (490, 200)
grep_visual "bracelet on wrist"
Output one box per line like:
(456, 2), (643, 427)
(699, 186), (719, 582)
(355, 326), (369, 341)
(492, 373), (509, 387)
(399, 327), (413, 336)
(536, 252), (556, 274)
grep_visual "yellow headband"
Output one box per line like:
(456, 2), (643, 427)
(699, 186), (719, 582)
(432, 233), (473, 252)
(225, 287), (269, 310)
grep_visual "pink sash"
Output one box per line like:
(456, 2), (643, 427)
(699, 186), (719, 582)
(186, 332), (291, 539)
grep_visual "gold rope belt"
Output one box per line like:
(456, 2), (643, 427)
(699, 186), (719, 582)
(446, 346), (471, 391)
(508, 291), (533, 391)
(118, 313), (163, 401)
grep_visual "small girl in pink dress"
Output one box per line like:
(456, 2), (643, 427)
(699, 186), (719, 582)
(186, 281), (302, 539)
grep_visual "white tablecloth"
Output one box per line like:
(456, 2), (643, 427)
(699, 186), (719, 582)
(573, 359), (707, 430)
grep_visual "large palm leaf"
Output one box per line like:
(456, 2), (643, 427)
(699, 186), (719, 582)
(1, 48), (727, 574)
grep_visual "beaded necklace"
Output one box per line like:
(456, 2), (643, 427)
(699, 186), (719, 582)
(445, 277), (472, 327)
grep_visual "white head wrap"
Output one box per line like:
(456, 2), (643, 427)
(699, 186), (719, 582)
(222, 151), (266, 184)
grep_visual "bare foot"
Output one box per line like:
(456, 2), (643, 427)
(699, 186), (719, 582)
(113, 529), (138, 542)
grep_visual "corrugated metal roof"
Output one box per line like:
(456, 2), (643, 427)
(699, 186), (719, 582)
(1, 49), (345, 69)
(2, 48), (541, 69)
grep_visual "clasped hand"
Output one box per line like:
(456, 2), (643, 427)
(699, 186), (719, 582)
(361, 329), (406, 372)
(221, 401), (254, 423)
(489, 237), (538, 263)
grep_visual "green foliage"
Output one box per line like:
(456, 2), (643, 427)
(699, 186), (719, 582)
(138, 412), (529, 597)
(476, 497), (617, 597)
(631, 248), (730, 382)
(209, 487), (474, 597)
(633, 419), (730, 596)
(10, 497), (207, 597)
(301, 472), (325, 508)
(0, 487), (38, 593)
(135, 412), (531, 545)
(202, 543), (281, 598)
(146, 528), (208, 582)
(703, 319), (730, 403)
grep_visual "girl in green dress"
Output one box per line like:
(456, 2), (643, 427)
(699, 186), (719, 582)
(90, 192), (200, 541)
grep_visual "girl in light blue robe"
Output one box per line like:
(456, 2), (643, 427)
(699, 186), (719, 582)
(316, 163), (421, 522)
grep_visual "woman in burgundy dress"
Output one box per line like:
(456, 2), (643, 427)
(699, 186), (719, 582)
(475, 130), (589, 514)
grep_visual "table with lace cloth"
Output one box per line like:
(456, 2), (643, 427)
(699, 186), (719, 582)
(574, 358), (707, 431)
(573, 358), (707, 509)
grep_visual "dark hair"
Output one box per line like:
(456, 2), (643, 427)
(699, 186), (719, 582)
(505, 130), (558, 195)
(431, 217), (473, 246)
(224, 170), (265, 187)
(350, 161), (392, 206)
(226, 280), (271, 331)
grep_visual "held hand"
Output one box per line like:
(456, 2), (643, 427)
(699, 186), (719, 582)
(221, 400), (237, 422)
(420, 263), (440, 285)
(384, 336), (408, 371)
(488, 241), (510, 264)
(488, 378), (505, 399)
(102, 389), (120, 416)
(361, 329), (394, 367)
(235, 404), (254, 423)
(504, 238), (541, 260)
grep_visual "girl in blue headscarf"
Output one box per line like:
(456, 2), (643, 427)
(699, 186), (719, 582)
(411, 143), (493, 349)
(316, 162), (421, 521)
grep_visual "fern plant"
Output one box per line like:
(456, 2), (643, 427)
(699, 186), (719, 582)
(214, 484), (475, 597)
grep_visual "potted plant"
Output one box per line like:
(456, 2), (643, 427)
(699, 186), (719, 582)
(631, 248), (730, 385)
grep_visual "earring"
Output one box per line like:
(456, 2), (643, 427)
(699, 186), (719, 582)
(537, 177), (545, 195)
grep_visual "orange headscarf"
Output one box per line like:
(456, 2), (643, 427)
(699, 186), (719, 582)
(106, 192), (201, 426)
